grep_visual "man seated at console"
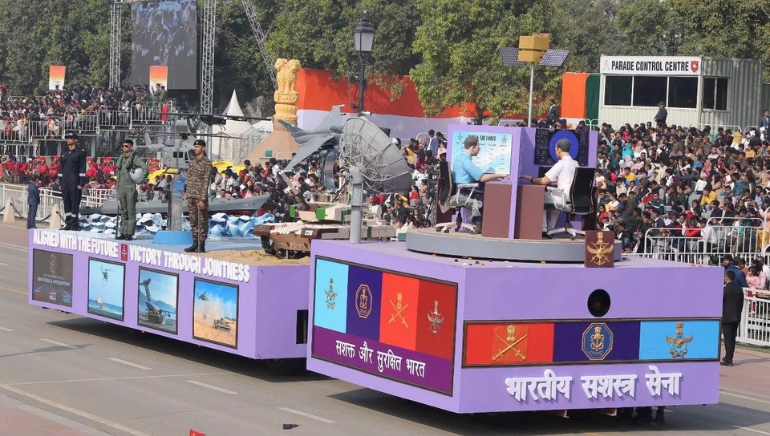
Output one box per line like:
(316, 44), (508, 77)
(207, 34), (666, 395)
(521, 138), (579, 237)
(451, 135), (508, 225)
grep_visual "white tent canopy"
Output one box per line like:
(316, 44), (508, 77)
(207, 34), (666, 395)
(210, 90), (257, 162)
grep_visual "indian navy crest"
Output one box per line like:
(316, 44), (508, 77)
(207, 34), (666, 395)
(427, 300), (444, 333)
(665, 321), (693, 359)
(355, 284), (373, 318)
(324, 278), (337, 310)
(582, 323), (613, 360)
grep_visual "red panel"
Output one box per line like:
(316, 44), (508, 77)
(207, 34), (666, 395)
(379, 273), (420, 351)
(464, 322), (555, 366)
(414, 280), (457, 360)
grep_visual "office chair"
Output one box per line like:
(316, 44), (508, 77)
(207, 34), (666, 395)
(434, 160), (482, 234)
(545, 167), (595, 240)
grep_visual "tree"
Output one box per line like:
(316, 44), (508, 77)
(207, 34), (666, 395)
(265, 0), (419, 100)
(410, 0), (619, 122)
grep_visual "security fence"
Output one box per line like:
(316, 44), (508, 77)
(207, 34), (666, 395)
(739, 288), (770, 347)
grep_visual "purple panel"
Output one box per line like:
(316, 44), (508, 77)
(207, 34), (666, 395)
(345, 266), (383, 341)
(457, 361), (720, 413)
(463, 265), (723, 320)
(553, 322), (640, 363)
(28, 230), (309, 360)
(312, 326), (453, 395)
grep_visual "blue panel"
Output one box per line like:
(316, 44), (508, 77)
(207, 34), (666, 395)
(639, 320), (720, 360)
(313, 259), (349, 333)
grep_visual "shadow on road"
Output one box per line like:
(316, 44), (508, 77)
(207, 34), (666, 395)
(46, 318), (323, 384)
(0, 344), (90, 359)
(328, 387), (770, 435)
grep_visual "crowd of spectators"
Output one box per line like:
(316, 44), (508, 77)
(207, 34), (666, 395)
(592, 121), (770, 258)
(0, 83), (169, 141)
(4, 100), (770, 260)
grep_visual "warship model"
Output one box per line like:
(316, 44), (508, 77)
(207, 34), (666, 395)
(80, 194), (270, 217)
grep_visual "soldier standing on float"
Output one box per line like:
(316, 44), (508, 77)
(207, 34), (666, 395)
(59, 132), (87, 231)
(185, 139), (213, 253)
(115, 139), (148, 240)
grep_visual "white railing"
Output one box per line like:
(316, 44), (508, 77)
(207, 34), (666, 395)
(738, 288), (770, 347)
(625, 221), (767, 265)
(0, 183), (114, 223)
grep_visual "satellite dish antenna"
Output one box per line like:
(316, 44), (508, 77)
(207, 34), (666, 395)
(338, 117), (413, 243)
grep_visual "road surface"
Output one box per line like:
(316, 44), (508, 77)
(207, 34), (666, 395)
(2, 221), (770, 435)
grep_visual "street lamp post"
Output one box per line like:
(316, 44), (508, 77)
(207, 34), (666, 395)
(353, 12), (375, 117)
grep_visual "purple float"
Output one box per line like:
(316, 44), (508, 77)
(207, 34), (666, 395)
(306, 125), (723, 416)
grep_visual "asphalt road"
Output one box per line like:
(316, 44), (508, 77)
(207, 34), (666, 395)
(3, 222), (770, 435)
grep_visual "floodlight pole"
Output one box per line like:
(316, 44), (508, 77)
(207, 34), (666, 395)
(349, 167), (364, 244)
(528, 62), (535, 127)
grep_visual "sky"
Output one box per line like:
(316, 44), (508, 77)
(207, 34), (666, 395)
(138, 268), (179, 309)
(194, 280), (238, 319)
(87, 259), (125, 307)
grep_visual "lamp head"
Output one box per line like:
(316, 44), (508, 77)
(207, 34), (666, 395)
(353, 11), (375, 54)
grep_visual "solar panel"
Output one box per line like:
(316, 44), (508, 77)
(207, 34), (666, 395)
(539, 49), (570, 67)
(499, 47), (526, 67)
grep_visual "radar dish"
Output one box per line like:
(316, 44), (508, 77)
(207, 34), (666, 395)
(339, 117), (413, 193)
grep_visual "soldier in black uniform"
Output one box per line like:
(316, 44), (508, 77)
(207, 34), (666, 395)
(59, 132), (87, 231)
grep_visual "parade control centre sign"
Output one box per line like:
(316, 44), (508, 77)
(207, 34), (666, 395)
(600, 56), (702, 76)
(32, 230), (251, 283)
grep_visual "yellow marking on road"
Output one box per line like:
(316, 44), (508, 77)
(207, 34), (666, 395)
(0, 285), (26, 296)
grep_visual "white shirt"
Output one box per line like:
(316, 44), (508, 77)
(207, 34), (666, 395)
(545, 155), (578, 193)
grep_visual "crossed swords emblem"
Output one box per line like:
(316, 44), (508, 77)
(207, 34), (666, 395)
(492, 325), (527, 361)
(388, 292), (409, 327)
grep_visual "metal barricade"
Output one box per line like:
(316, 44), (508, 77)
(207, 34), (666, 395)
(97, 109), (131, 129)
(0, 183), (114, 223)
(738, 288), (770, 347)
(627, 219), (766, 265)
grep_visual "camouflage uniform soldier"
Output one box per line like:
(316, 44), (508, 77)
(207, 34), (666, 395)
(116, 139), (148, 240)
(185, 139), (213, 253)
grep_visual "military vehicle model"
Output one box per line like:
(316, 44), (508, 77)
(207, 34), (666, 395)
(254, 203), (395, 257)
(214, 318), (232, 332)
(254, 173), (395, 257)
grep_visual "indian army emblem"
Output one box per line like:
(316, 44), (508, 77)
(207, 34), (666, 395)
(355, 284), (373, 318)
(492, 325), (527, 361)
(388, 292), (409, 327)
(585, 231), (615, 268)
(324, 278), (337, 310)
(666, 321), (693, 359)
(427, 300), (444, 333)
(582, 323), (613, 360)
(587, 232), (612, 266)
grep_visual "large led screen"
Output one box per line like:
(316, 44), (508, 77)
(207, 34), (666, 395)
(131, 0), (198, 90)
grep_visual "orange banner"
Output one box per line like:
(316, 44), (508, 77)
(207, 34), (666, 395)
(48, 66), (66, 91)
(149, 66), (168, 90)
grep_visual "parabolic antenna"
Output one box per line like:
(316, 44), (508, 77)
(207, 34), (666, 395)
(338, 117), (412, 193)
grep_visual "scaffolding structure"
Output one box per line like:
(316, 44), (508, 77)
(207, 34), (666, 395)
(109, 0), (278, 118)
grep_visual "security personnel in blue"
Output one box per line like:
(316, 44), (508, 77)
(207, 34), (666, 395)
(115, 139), (148, 241)
(59, 132), (88, 231)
